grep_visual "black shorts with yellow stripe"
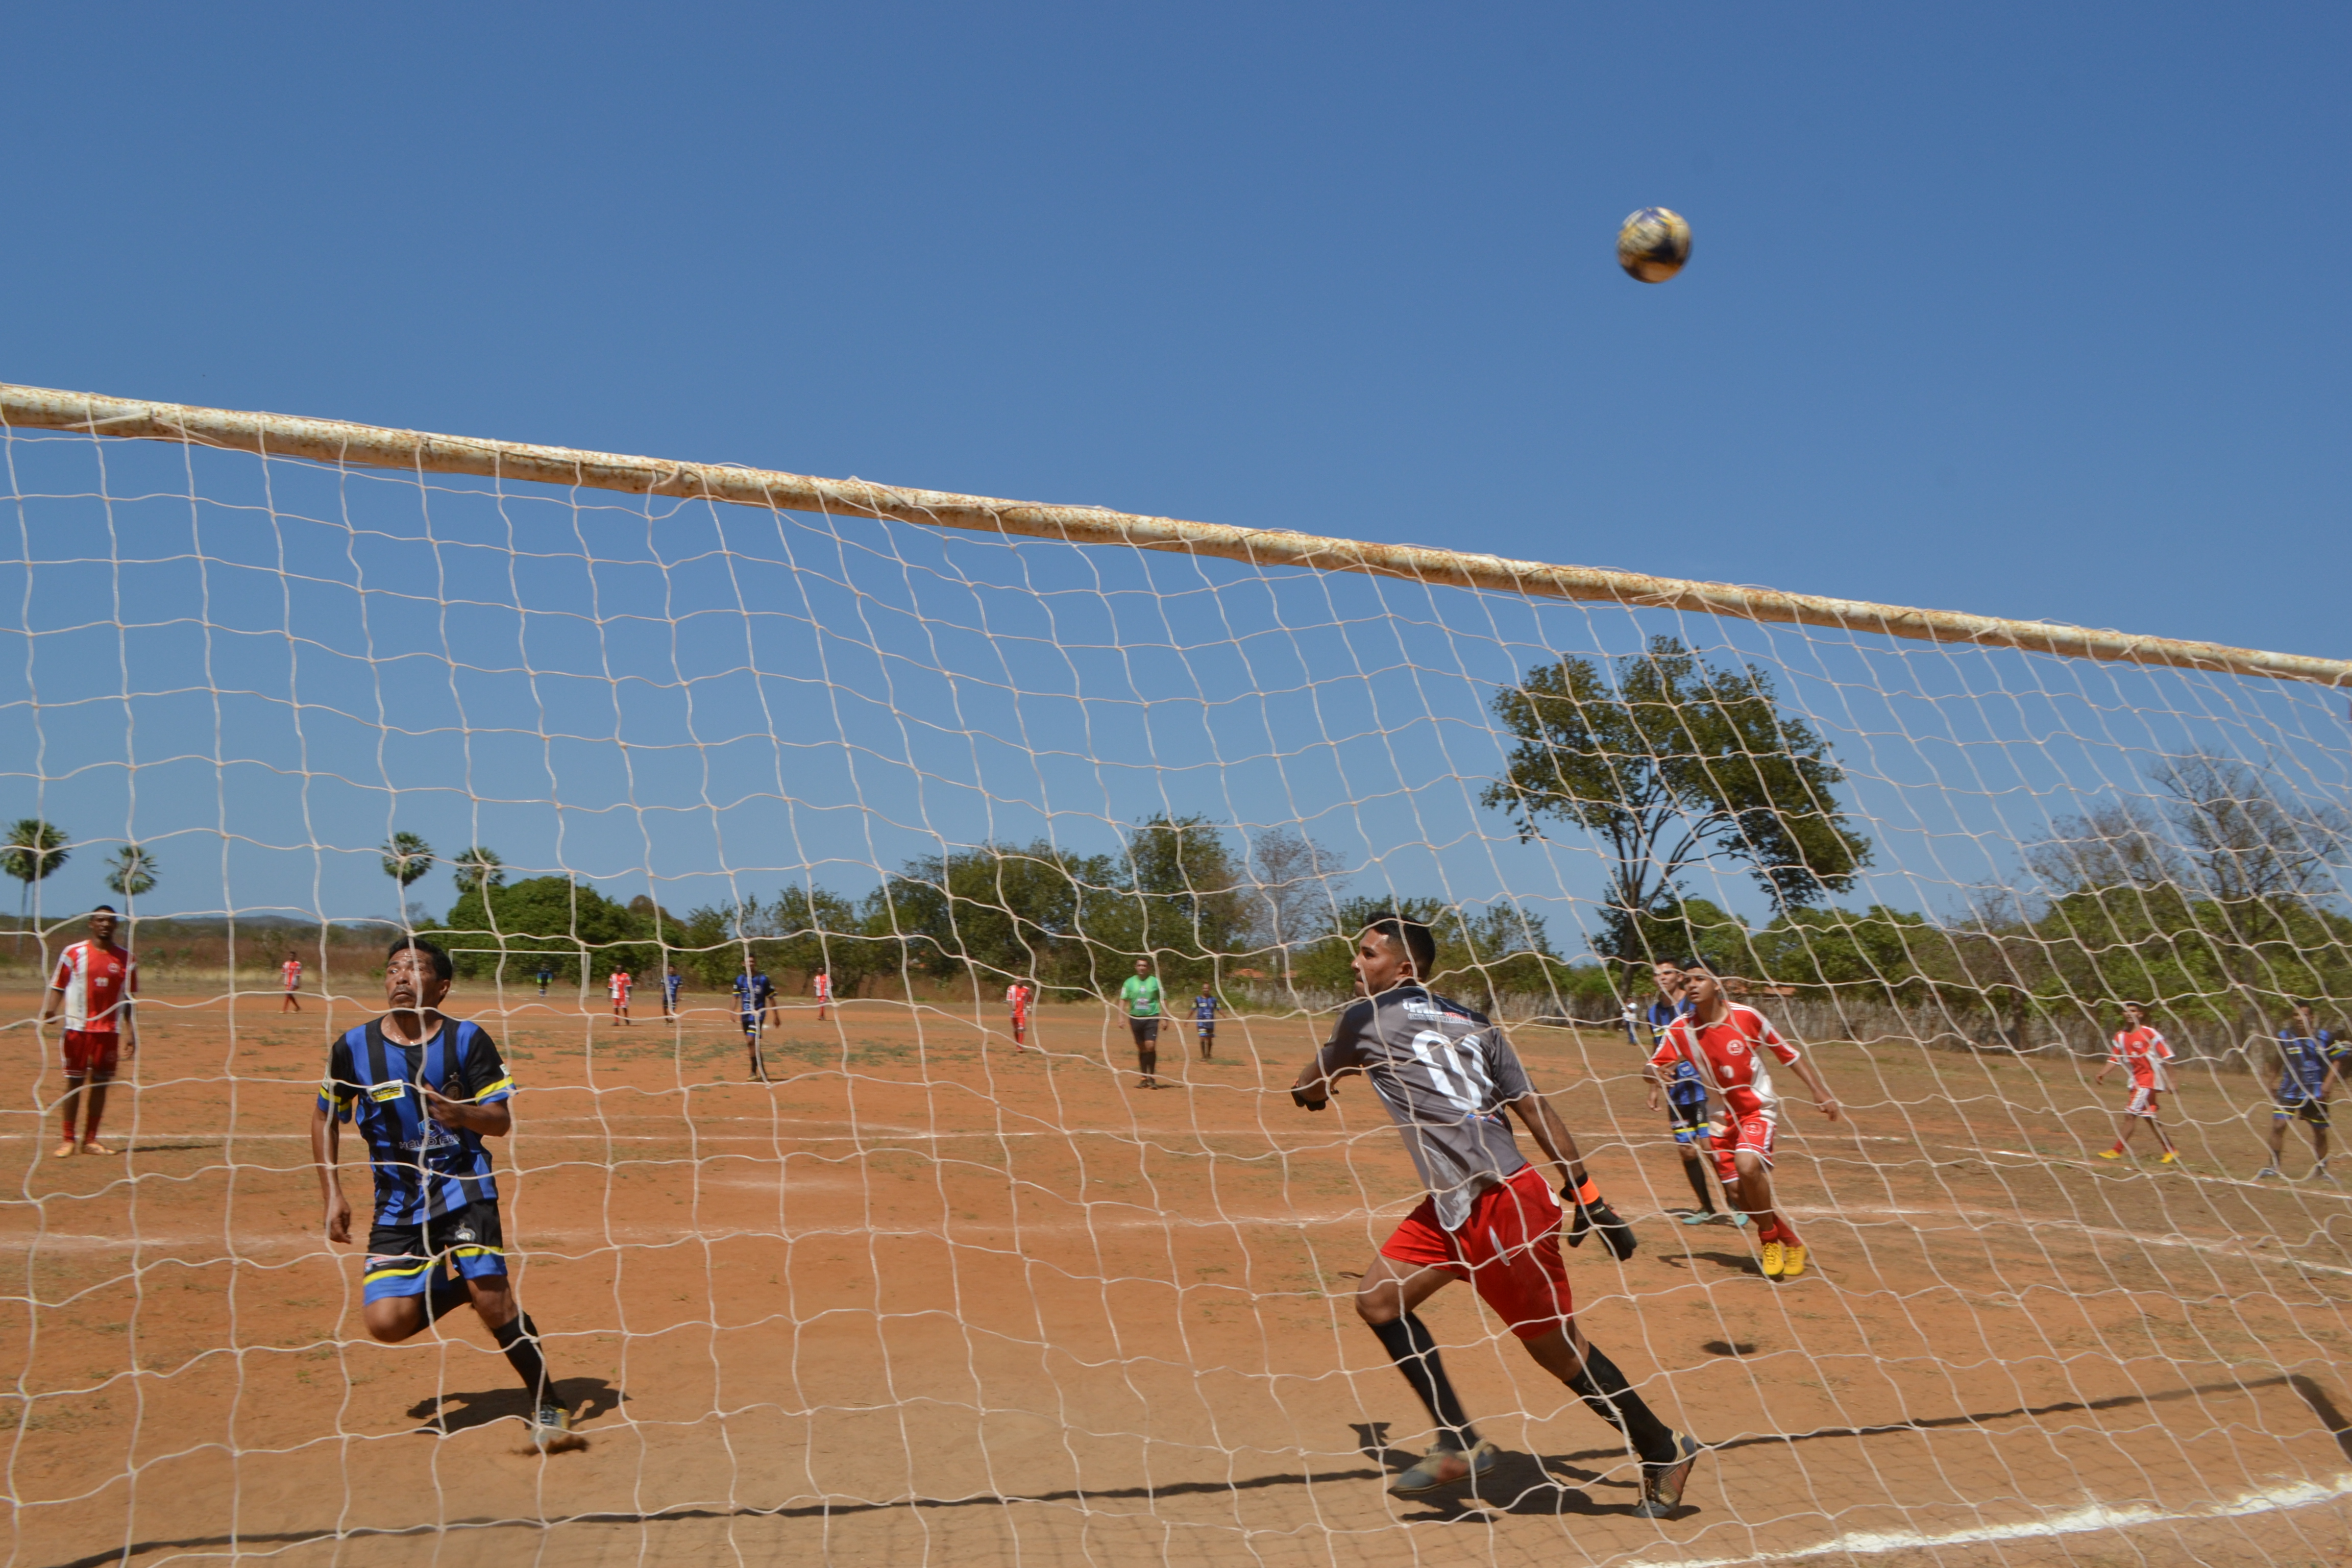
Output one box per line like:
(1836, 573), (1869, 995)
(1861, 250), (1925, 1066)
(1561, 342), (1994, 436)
(363, 1200), (506, 1304)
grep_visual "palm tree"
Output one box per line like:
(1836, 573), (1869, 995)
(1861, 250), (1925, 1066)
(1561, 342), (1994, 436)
(105, 843), (159, 920)
(3, 818), (69, 952)
(381, 832), (434, 923)
(451, 846), (506, 894)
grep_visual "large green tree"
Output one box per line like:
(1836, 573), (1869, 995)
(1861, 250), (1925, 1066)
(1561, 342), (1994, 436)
(1482, 635), (1872, 960)
(421, 875), (662, 985)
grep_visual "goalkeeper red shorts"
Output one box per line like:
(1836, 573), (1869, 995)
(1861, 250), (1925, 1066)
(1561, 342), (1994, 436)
(1711, 1112), (1777, 1181)
(1378, 1164), (1572, 1340)
(62, 1030), (119, 1078)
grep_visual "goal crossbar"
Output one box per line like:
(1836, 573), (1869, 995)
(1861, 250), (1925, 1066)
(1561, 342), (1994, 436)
(6, 379), (2342, 688)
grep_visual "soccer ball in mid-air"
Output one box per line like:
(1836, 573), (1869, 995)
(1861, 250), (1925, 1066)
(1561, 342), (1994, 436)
(1616, 207), (1692, 283)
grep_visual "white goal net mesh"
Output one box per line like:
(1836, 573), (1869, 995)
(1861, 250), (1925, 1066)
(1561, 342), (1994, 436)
(3, 398), (2349, 1565)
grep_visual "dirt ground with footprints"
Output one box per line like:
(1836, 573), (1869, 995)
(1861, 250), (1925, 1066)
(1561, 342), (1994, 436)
(5, 982), (2351, 1566)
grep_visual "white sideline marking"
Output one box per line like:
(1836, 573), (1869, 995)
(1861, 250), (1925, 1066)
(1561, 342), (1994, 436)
(1780, 1200), (2352, 1280)
(1670, 1474), (2352, 1564)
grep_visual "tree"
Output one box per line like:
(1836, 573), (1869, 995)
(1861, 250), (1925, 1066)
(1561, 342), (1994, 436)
(450, 846), (506, 894)
(380, 832), (434, 920)
(3, 818), (70, 946)
(1243, 826), (1352, 995)
(1482, 635), (1872, 960)
(421, 875), (660, 984)
(2151, 751), (2349, 904)
(2023, 801), (2185, 895)
(104, 843), (159, 919)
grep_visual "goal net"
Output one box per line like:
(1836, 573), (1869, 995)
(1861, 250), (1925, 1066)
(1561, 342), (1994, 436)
(4, 384), (2348, 1565)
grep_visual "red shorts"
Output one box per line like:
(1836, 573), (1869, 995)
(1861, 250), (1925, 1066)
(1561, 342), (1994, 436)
(63, 1030), (119, 1078)
(1711, 1112), (1776, 1181)
(1378, 1165), (1572, 1340)
(2125, 1085), (2161, 1119)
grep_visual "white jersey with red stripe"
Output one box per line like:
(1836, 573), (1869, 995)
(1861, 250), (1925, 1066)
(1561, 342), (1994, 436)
(1005, 983), (1027, 1014)
(281, 959), (302, 990)
(814, 973), (832, 1001)
(1651, 1003), (1802, 1123)
(2109, 1025), (2174, 1091)
(53, 941), (137, 1034)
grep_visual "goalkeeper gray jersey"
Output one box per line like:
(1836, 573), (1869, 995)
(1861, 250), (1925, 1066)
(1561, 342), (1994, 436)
(1314, 985), (1535, 1230)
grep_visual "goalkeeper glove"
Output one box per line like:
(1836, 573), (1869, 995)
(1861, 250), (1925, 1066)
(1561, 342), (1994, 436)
(1564, 1177), (1637, 1260)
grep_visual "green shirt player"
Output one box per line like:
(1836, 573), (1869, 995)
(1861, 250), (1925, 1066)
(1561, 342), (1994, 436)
(1117, 958), (1165, 1090)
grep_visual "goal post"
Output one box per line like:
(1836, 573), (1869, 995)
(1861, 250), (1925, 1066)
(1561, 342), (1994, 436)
(4, 381), (2350, 1565)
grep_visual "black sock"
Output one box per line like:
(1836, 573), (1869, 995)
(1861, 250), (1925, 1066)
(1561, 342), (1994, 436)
(1140, 1049), (1157, 1079)
(1682, 1157), (1716, 1212)
(1369, 1313), (1479, 1451)
(425, 1270), (470, 1322)
(491, 1312), (561, 1411)
(1566, 1342), (1676, 1465)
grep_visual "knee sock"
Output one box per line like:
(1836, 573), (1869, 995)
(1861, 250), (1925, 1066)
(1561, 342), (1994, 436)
(61, 1077), (84, 1142)
(491, 1312), (561, 1410)
(1682, 1157), (1715, 1212)
(1565, 1341), (1677, 1465)
(1139, 1048), (1157, 1080)
(1369, 1313), (1479, 1451)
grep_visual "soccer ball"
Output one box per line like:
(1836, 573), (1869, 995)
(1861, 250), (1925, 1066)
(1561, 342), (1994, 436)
(1616, 207), (1692, 284)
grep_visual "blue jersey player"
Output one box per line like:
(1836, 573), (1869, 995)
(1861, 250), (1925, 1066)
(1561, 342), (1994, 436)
(732, 968), (768, 1081)
(310, 939), (575, 1447)
(1630, 959), (1738, 1227)
(1193, 989), (1219, 1061)
(2259, 1001), (2344, 1180)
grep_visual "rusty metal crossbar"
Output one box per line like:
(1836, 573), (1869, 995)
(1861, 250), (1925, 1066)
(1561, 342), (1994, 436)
(5, 380), (2344, 688)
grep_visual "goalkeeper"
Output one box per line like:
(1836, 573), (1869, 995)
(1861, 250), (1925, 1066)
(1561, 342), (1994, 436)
(1287, 912), (1701, 1517)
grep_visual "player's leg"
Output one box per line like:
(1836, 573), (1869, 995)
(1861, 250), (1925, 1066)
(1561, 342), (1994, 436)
(444, 1205), (574, 1440)
(77, 1059), (118, 1155)
(1356, 1245), (1487, 1491)
(2310, 1105), (2330, 1174)
(1669, 1100), (1717, 1220)
(358, 1222), (439, 1343)
(2150, 1098), (2178, 1161)
(2259, 1105), (2290, 1175)
(1462, 1170), (1698, 1515)
(55, 1072), (85, 1158)
(1733, 1145), (1804, 1280)
(1131, 1018), (1157, 1088)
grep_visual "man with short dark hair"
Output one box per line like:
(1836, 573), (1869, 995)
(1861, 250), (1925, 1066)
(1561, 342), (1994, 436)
(310, 938), (576, 1447)
(1118, 958), (1165, 1089)
(1290, 913), (1701, 1515)
(2259, 1000), (2342, 1180)
(43, 905), (137, 1157)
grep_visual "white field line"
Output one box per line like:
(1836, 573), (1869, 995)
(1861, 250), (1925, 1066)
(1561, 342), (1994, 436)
(1671, 1474), (2352, 1565)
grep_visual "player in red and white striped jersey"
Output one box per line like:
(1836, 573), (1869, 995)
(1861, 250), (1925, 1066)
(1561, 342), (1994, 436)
(1006, 981), (1030, 1047)
(1647, 963), (1840, 1282)
(40, 906), (139, 1157)
(813, 969), (833, 1022)
(280, 952), (304, 1013)
(2094, 1001), (2178, 1164)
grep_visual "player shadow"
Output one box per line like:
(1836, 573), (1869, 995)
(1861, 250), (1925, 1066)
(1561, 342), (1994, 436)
(1700, 1339), (1759, 1357)
(1658, 1249), (1763, 1278)
(403, 1378), (622, 1437)
(1349, 1421), (1640, 1520)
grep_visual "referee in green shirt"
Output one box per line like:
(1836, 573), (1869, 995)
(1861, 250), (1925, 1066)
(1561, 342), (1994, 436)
(1118, 958), (1165, 1089)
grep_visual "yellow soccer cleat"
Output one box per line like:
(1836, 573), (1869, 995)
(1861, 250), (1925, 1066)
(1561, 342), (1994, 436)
(2097, 1148), (2122, 1160)
(1779, 1243), (1807, 1280)
(2159, 1150), (2178, 1164)
(1759, 1240), (1785, 1280)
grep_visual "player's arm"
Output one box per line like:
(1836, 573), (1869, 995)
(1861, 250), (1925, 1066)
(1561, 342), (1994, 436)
(2094, 1042), (2115, 1085)
(312, 1041), (355, 1244)
(1290, 1003), (1369, 1110)
(425, 1029), (516, 1137)
(119, 968), (139, 1057)
(1785, 1051), (1842, 1121)
(1508, 1090), (1638, 1260)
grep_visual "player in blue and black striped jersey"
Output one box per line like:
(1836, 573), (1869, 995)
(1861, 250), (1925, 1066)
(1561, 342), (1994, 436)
(310, 938), (577, 1448)
(1627, 959), (1738, 1228)
(2257, 1000), (2346, 1180)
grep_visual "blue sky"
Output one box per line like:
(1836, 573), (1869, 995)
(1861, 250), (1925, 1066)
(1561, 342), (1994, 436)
(3, 4), (2346, 939)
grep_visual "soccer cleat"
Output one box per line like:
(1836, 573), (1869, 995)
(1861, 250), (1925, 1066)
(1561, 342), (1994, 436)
(2097, 1148), (2122, 1160)
(2158, 1150), (2178, 1165)
(530, 1403), (573, 1451)
(1779, 1242), (1807, 1279)
(2254, 1166), (2284, 1179)
(1388, 1439), (1501, 1497)
(1681, 1210), (1715, 1226)
(2317, 1162), (2335, 1181)
(1759, 1240), (1785, 1279)
(1633, 1432), (1704, 1517)
(1725, 1210), (1750, 1229)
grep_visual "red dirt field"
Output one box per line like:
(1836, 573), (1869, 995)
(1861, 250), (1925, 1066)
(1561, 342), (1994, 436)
(5, 982), (2352, 1566)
